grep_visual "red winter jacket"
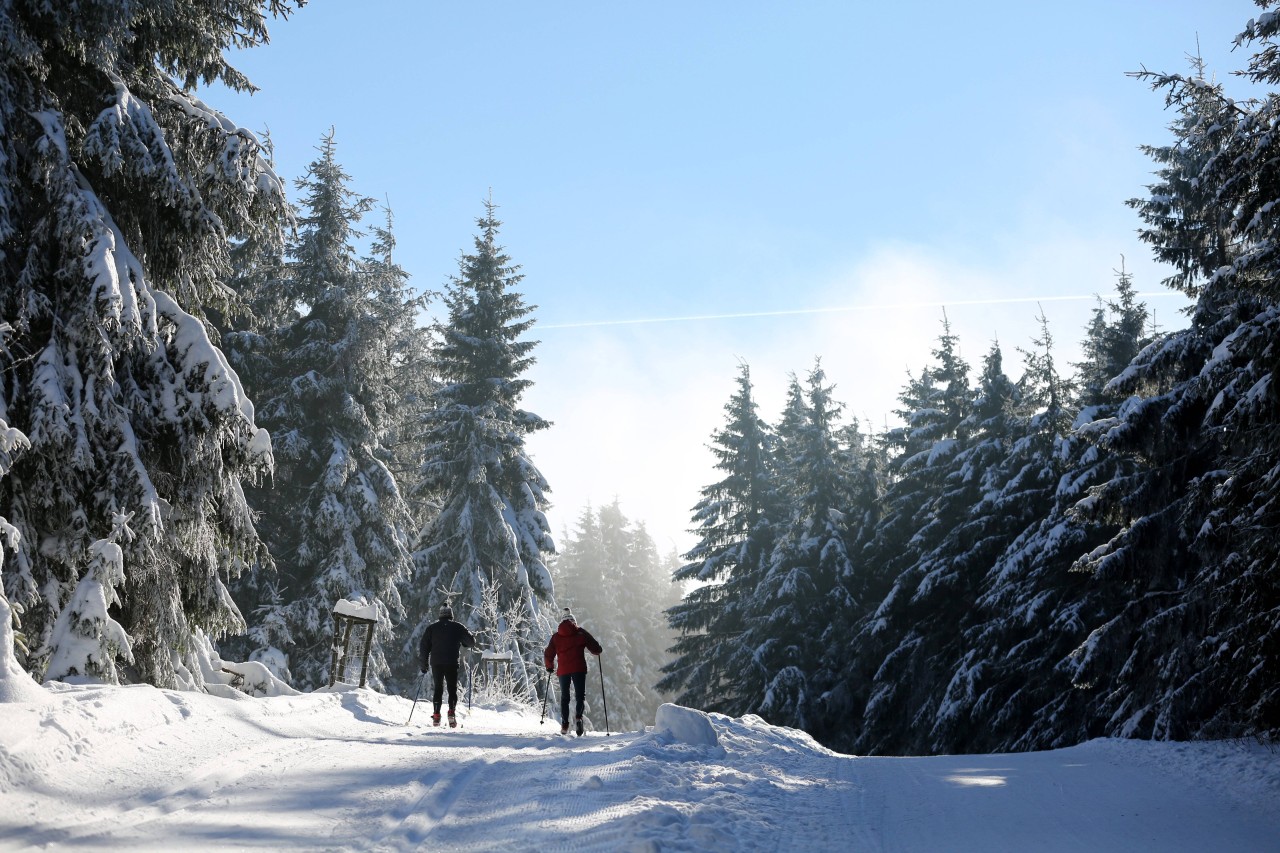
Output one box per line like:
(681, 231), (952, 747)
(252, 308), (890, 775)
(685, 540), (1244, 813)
(544, 620), (602, 676)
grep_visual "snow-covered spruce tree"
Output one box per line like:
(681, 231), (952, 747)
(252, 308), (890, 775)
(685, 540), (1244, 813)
(363, 205), (439, 540)
(408, 201), (554, 692)
(229, 132), (415, 691)
(361, 203), (438, 690)
(42, 512), (134, 684)
(916, 316), (1075, 753)
(215, 142), (291, 671)
(849, 316), (972, 754)
(1057, 17), (1280, 743)
(745, 362), (857, 731)
(947, 273), (1153, 753)
(660, 363), (782, 715)
(892, 342), (1014, 751)
(806, 411), (883, 748)
(1075, 267), (1151, 411)
(849, 337), (1014, 755)
(0, 1), (294, 687)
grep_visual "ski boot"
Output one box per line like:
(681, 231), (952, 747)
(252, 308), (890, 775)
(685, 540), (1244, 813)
(575, 717), (584, 737)
(560, 719), (570, 735)
(431, 712), (441, 727)
(448, 710), (458, 728)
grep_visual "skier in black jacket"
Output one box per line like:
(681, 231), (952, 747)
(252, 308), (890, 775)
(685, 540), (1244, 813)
(419, 603), (475, 727)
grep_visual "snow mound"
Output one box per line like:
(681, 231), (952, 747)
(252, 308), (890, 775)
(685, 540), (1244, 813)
(0, 596), (46, 704)
(0, 665), (45, 704)
(655, 702), (719, 747)
(220, 660), (298, 698)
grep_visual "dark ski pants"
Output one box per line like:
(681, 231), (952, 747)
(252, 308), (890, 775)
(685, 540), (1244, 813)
(558, 671), (586, 723)
(432, 663), (460, 713)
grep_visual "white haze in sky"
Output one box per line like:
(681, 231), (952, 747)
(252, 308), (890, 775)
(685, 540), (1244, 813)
(526, 239), (1192, 554)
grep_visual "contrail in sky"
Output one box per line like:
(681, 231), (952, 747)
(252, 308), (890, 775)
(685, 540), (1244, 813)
(539, 292), (1185, 330)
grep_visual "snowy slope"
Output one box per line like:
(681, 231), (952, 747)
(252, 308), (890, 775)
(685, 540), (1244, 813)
(1, 684), (1277, 852)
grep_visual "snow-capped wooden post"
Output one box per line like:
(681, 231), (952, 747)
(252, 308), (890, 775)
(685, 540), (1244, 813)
(330, 599), (377, 688)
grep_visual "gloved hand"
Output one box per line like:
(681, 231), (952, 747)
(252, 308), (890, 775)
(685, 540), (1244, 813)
(420, 667), (428, 674)
(546, 665), (554, 673)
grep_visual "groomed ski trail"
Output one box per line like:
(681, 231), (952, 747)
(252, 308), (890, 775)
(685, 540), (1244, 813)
(356, 713), (862, 852)
(3, 685), (1278, 851)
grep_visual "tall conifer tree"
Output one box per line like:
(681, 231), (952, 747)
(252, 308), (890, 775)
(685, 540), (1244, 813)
(1065, 17), (1280, 741)
(884, 340), (1021, 753)
(850, 317), (971, 752)
(363, 206), (438, 537)
(951, 275), (1151, 752)
(749, 363), (855, 730)
(409, 200), (554, 690)
(809, 414), (883, 747)
(661, 364), (780, 714)
(920, 320), (1072, 752)
(231, 133), (415, 690)
(0, 0), (295, 687)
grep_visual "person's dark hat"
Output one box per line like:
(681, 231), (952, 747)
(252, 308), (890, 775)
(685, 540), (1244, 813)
(439, 604), (453, 618)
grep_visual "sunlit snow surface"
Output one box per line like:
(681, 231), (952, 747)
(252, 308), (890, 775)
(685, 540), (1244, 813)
(1, 684), (1278, 851)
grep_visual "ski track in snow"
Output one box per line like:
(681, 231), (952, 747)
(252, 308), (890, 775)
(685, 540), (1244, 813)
(1, 684), (1278, 851)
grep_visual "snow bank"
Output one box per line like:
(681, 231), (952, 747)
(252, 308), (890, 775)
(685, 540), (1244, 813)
(654, 702), (719, 747)
(194, 631), (297, 698)
(220, 660), (299, 698)
(0, 595), (45, 704)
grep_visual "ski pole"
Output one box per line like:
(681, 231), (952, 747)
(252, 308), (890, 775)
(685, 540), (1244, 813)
(467, 660), (473, 714)
(598, 654), (610, 736)
(406, 671), (425, 725)
(539, 668), (552, 725)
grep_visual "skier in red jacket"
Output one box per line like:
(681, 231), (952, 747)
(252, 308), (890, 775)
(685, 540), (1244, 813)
(543, 607), (602, 735)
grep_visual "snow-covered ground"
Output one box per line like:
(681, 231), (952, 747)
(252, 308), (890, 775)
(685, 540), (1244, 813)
(1, 683), (1277, 852)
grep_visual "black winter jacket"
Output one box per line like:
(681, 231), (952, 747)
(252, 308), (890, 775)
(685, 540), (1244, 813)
(419, 617), (475, 671)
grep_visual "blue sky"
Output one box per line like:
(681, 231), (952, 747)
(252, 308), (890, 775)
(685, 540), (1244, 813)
(208, 1), (1250, 553)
